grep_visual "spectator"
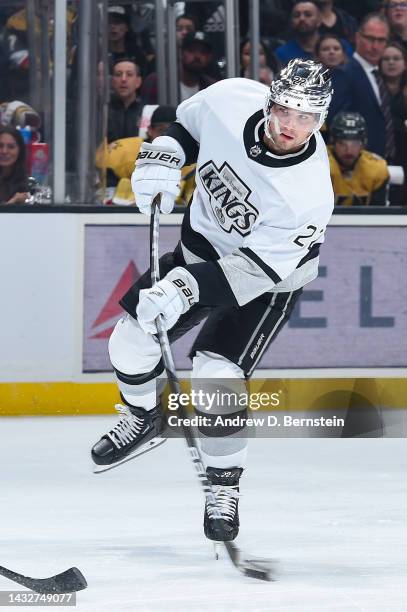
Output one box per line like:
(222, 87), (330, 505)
(108, 5), (148, 77)
(316, 33), (348, 68)
(178, 33), (218, 101)
(107, 58), (144, 143)
(328, 111), (389, 205)
(0, 125), (29, 204)
(328, 13), (396, 161)
(141, 32), (217, 104)
(318, 0), (358, 46)
(174, 14), (223, 81)
(385, 0), (407, 52)
(240, 38), (280, 85)
(275, 1), (353, 65)
(176, 14), (197, 45)
(275, 1), (323, 64)
(147, 105), (177, 140)
(4, 8), (34, 101)
(4, 6), (77, 100)
(316, 34), (348, 142)
(99, 105), (178, 188)
(380, 41), (407, 97)
(96, 105), (196, 206)
(316, 34), (348, 143)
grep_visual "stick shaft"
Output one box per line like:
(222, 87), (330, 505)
(148, 198), (272, 580)
(149, 198), (235, 529)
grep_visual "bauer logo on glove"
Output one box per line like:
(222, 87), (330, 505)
(136, 267), (199, 334)
(131, 138), (185, 215)
(137, 150), (181, 167)
(171, 277), (195, 306)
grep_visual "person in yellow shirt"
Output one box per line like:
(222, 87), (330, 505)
(328, 112), (389, 206)
(96, 105), (195, 207)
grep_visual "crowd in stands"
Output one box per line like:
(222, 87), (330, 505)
(1, 0), (407, 207)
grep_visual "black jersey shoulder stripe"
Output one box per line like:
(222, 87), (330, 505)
(296, 242), (321, 268)
(165, 122), (199, 165)
(243, 110), (317, 168)
(181, 206), (220, 262)
(239, 247), (282, 283)
(185, 260), (239, 307)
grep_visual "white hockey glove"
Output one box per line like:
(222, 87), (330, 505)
(136, 268), (199, 334)
(131, 140), (183, 215)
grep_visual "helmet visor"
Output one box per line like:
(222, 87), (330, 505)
(266, 103), (321, 135)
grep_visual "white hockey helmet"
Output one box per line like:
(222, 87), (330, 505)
(264, 59), (333, 138)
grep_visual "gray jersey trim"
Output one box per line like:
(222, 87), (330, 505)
(217, 249), (319, 305)
(181, 242), (206, 265)
(182, 241), (319, 302)
(272, 257), (319, 292)
(217, 250), (277, 306)
(239, 247), (282, 283)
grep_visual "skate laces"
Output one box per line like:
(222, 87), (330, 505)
(208, 485), (241, 522)
(107, 404), (145, 449)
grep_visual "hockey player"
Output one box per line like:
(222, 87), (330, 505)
(328, 111), (389, 206)
(91, 59), (334, 543)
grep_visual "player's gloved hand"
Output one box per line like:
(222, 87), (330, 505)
(131, 141), (183, 215)
(136, 268), (199, 334)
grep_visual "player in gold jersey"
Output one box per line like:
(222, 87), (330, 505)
(328, 112), (389, 206)
(96, 105), (196, 206)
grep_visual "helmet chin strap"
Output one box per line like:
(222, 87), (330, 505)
(272, 114), (281, 136)
(264, 114), (281, 147)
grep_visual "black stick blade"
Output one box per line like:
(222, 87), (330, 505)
(51, 567), (88, 594)
(0, 566), (87, 594)
(240, 558), (275, 582)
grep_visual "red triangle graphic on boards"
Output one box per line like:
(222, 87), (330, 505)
(90, 325), (116, 340)
(92, 260), (139, 329)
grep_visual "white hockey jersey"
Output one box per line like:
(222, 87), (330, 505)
(168, 78), (334, 307)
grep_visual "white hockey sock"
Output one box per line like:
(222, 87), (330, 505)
(199, 436), (248, 469)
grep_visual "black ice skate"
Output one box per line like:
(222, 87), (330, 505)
(204, 467), (243, 543)
(91, 403), (166, 473)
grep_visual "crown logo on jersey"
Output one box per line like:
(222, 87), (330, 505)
(249, 144), (262, 158)
(199, 160), (258, 237)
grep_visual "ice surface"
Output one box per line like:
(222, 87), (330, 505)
(1, 416), (406, 611)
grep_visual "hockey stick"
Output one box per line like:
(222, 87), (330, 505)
(149, 195), (273, 581)
(0, 565), (87, 594)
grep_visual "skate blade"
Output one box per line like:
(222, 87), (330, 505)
(92, 437), (167, 474)
(213, 543), (221, 560)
